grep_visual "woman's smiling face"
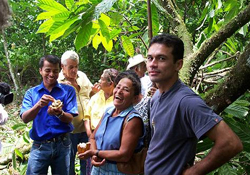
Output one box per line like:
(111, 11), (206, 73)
(113, 78), (136, 111)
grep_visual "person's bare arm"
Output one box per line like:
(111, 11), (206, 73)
(93, 117), (143, 162)
(182, 120), (243, 175)
(21, 94), (54, 123)
(84, 119), (92, 138)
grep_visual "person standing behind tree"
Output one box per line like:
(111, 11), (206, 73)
(84, 68), (119, 138)
(58, 50), (98, 175)
(145, 33), (243, 175)
(20, 55), (78, 175)
(127, 54), (153, 97)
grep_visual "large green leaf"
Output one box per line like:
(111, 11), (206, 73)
(75, 22), (93, 50)
(98, 19), (110, 42)
(65, 0), (74, 10)
(110, 28), (121, 40)
(36, 19), (54, 34)
(93, 0), (118, 20)
(92, 34), (102, 49)
(151, 3), (159, 37)
(52, 11), (71, 21)
(37, 0), (68, 12)
(101, 34), (113, 52)
(121, 35), (134, 57)
(109, 12), (123, 26)
(62, 19), (82, 38)
(224, 100), (249, 119)
(36, 11), (59, 21)
(49, 17), (79, 42)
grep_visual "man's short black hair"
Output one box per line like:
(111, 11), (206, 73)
(39, 55), (61, 68)
(149, 33), (184, 63)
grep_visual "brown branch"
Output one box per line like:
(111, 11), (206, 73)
(204, 41), (250, 114)
(188, 3), (250, 86)
(200, 55), (238, 70)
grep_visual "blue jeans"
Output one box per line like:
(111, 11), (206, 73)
(26, 134), (71, 175)
(70, 132), (88, 175)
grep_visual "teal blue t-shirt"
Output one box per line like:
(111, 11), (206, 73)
(95, 105), (145, 163)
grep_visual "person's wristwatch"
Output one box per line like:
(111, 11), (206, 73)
(56, 110), (64, 119)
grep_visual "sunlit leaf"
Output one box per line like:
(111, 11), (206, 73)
(37, 0), (68, 12)
(101, 34), (113, 52)
(11, 123), (27, 130)
(99, 13), (110, 26)
(121, 35), (134, 56)
(92, 34), (102, 49)
(48, 17), (78, 42)
(36, 11), (58, 21)
(15, 148), (24, 160)
(65, 0), (74, 10)
(36, 19), (54, 34)
(98, 19), (110, 42)
(52, 11), (71, 21)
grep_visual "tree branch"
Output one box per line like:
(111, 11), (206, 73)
(204, 41), (250, 114)
(187, 3), (250, 86)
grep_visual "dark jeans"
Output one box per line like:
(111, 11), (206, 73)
(70, 132), (88, 175)
(26, 134), (71, 175)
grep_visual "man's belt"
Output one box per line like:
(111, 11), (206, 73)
(39, 133), (68, 143)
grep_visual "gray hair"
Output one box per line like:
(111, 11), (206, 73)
(0, 0), (12, 29)
(61, 50), (79, 65)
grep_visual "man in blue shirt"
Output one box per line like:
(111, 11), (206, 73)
(20, 55), (78, 175)
(145, 34), (243, 175)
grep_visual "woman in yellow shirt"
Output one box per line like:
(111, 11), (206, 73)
(84, 68), (119, 137)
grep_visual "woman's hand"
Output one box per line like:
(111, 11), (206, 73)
(77, 149), (93, 160)
(91, 155), (106, 167)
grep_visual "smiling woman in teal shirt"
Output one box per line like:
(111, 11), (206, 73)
(78, 70), (145, 175)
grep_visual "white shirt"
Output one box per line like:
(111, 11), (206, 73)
(140, 75), (152, 97)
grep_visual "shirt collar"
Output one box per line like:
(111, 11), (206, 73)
(106, 105), (134, 118)
(37, 81), (60, 92)
(58, 71), (79, 81)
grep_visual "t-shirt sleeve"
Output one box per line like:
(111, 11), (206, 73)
(20, 89), (33, 118)
(64, 86), (78, 117)
(180, 95), (223, 140)
(84, 98), (93, 121)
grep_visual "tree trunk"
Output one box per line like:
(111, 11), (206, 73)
(204, 41), (250, 114)
(1, 29), (19, 92)
(185, 3), (250, 86)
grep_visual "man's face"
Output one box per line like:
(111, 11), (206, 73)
(146, 43), (182, 85)
(61, 59), (78, 80)
(136, 62), (147, 78)
(39, 60), (60, 87)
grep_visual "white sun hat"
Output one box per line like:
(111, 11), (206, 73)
(126, 54), (146, 70)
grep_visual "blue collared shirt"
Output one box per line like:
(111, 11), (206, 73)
(20, 82), (78, 141)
